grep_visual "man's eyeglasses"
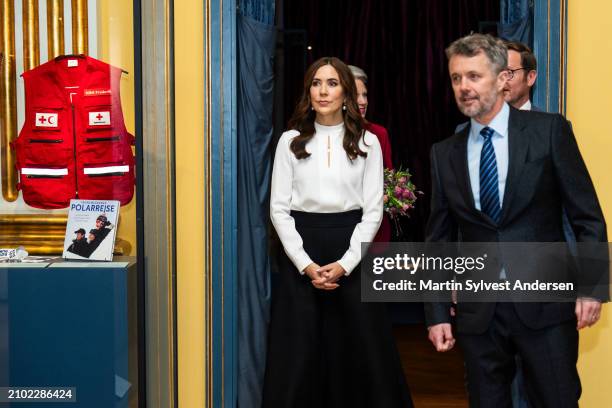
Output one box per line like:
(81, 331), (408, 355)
(506, 67), (527, 80)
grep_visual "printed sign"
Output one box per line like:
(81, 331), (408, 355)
(84, 89), (112, 97)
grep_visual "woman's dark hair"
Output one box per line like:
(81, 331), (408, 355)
(288, 57), (367, 160)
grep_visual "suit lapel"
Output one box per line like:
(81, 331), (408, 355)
(450, 125), (478, 212)
(499, 107), (529, 224)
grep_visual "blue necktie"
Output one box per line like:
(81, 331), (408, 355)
(479, 126), (501, 223)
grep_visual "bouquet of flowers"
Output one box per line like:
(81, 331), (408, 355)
(383, 168), (422, 223)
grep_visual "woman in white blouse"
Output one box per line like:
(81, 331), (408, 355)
(262, 57), (413, 408)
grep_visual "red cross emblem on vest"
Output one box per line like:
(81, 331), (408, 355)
(89, 111), (111, 126)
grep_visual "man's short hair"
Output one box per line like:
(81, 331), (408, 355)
(446, 33), (508, 74)
(504, 40), (537, 72)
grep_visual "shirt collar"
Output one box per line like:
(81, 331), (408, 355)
(469, 102), (509, 142)
(519, 100), (532, 111)
(314, 121), (344, 134)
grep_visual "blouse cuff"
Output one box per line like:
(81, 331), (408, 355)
(337, 257), (357, 277)
(293, 252), (314, 275)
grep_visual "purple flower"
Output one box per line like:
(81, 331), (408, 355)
(402, 189), (411, 199)
(407, 191), (416, 201)
(394, 186), (402, 197)
(402, 204), (411, 212)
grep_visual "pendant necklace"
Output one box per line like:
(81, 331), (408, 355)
(327, 134), (331, 167)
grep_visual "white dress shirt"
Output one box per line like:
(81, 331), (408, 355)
(467, 102), (510, 211)
(519, 100), (532, 110)
(270, 122), (383, 275)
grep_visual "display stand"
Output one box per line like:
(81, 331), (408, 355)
(0, 257), (138, 408)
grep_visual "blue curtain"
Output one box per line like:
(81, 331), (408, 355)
(498, 0), (533, 46)
(236, 3), (276, 408)
(239, 0), (275, 25)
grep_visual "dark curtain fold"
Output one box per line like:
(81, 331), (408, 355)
(282, 0), (499, 241)
(498, 0), (533, 45)
(236, 9), (276, 408)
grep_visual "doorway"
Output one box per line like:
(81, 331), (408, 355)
(273, 1), (500, 405)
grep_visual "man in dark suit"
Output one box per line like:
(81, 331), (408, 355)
(455, 40), (563, 408)
(426, 33), (607, 407)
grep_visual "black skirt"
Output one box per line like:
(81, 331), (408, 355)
(262, 210), (413, 408)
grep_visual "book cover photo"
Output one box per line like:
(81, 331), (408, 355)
(63, 199), (120, 261)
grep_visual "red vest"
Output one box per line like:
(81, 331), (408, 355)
(14, 55), (135, 209)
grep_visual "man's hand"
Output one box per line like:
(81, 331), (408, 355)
(303, 263), (339, 290)
(428, 323), (455, 352)
(575, 297), (602, 329)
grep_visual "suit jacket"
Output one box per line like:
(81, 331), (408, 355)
(426, 107), (607, 334)
(457, 105), (578, 247)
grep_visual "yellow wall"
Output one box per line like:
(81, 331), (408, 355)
(175, 0), (206, 406)
(97, 1), (136, 255)
(567, 1), (612, 406)
(98, 1), (207, 404)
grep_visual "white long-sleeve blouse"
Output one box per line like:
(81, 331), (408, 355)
(270, 121), (384, 275)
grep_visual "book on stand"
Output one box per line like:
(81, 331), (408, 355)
(63, 199), (120, 261)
